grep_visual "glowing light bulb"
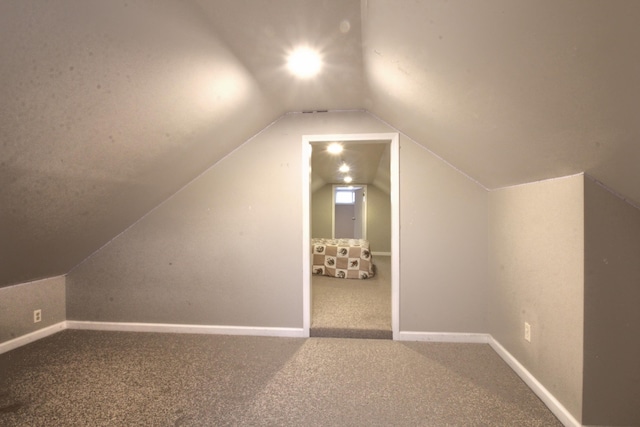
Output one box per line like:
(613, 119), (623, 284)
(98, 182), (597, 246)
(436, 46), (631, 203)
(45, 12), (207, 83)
(343, 176), (353, 183)
(287, 47), (322, 78)
(327, 143), (343, 154)
(339, 163), (350, 173)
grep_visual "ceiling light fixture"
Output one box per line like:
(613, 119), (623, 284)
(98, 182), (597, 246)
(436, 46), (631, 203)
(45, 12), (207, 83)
(327, 143), (343, 154)
(343, 176), (353, 183)
(287, 47), (322, 78)
(339, 163), (350, 173)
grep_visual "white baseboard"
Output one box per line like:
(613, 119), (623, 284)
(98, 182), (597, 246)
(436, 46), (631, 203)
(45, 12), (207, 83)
(489, 338), (581, 427)
(396, 331), (491, 343)
(1, 321), (304, 355)
(66, 321), (305, 338)
(0, 321), (66, 355)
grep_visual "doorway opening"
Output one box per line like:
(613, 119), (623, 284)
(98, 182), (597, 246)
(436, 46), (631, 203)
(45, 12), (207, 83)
(302, 133), (399, 338)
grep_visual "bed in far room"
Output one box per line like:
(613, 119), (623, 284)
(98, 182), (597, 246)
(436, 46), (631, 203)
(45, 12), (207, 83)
(312, 238), (375, 279)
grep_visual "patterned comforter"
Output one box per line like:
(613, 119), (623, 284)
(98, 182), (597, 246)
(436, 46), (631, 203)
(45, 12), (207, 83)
(311, 238), (375, 279)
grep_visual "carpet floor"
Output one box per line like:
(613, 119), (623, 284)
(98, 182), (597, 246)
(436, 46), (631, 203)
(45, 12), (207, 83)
(311, 255), (392, 339)
(0, 330), (562, 426)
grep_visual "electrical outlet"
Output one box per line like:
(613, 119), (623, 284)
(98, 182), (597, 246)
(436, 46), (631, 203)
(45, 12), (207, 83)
(524, 321), (531, 342)
(33, 309), (42, 323)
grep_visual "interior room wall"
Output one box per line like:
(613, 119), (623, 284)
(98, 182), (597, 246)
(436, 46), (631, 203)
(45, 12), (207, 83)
(583, 176), (640, 426)
(488, 174), (585, 423)
(399, 138), (488, 334)
(366, 185), (391, 253)
(66, 110), (488, 336)
(66, 111), (392, 328)
(311, 184), (333, 238)
(0, 276), (65, 345)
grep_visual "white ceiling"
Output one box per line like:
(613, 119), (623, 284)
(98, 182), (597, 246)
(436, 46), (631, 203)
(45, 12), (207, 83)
(2, 0), (640, 286)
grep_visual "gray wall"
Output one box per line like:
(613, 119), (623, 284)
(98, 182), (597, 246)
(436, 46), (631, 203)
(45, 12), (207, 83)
(0, 276), (65, 344)
(66, 111), (392, 327)
(311, 184), (333, 239)
(488, 175), (584, 422)
(366, 185), (391, 253)
(399, 139), (488, 333)
(583, 177), (640, 426)
(67, 110), (489, 335)
(311, 183), (392, 253)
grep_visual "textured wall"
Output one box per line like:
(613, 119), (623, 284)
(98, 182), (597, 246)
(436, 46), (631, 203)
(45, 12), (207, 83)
(366, 185), (391, 253)
(0, 276), (65, 344)
(488, 175), (584, 422)
(399, 139), (488, 333)
(67, 110), (487, 333)
(583, 177), (640, 426)
(311, 184), (333, 238)
(66, 111), (391, 328)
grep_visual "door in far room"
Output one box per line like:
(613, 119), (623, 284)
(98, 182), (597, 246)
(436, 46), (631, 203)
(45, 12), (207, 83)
(333, 186), (366, 239)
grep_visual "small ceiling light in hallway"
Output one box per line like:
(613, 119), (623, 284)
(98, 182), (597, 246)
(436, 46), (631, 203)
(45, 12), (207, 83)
(287, 47), (322, 78)
(327, 142), (343, 154)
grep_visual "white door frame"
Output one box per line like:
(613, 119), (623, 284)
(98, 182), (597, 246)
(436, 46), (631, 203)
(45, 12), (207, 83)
(302, 133), (399, 338)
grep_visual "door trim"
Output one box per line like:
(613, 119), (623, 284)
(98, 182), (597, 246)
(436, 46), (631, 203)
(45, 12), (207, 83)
(302, 132), (399, 338)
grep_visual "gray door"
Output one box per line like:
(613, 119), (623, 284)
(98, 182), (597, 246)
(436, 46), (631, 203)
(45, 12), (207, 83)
(335, 204), (355, 238)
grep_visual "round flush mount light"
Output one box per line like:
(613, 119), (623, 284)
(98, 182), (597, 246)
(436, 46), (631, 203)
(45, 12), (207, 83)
(287, 47), (322, 78)
(327, 143), (343, 154)
(343, 176), (353, 183)
(339, 163), (350, 173)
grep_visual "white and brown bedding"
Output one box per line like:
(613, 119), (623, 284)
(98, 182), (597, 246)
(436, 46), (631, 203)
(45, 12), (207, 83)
(311, 238), (375, 279)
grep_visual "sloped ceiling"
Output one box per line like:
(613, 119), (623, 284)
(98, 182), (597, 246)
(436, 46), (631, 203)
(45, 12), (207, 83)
(192, 0), (365, 112)
(0, 0), (281, 286)
(310, 141), (389, 192)
(363, 0), (640, 201)
(2, 0), (640, 287)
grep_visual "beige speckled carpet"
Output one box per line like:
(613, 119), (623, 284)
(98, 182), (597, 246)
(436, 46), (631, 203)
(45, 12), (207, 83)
(0, 330), (562, 426)
(311, 255), (392, 339)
